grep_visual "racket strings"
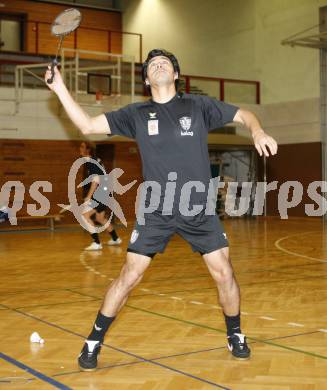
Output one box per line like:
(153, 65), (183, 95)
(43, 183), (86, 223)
(51, 9), (81, 36)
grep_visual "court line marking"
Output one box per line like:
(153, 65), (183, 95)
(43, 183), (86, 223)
(80, 253), (317, 287)
(1, 304), (230, 390)
(149, 274), (327, 291)
(73, 287), (327, 335)
(128, 273), (327, 304)
(54, 329), (324, 378)
(274, 231), (327, 263)
(260, 316), (276, 321)
(79, 250), (327, 295)
(124, 304), (327, 360)
(1, 234), (325, 291)
(7, 289), (320, 333)
(52, 360), (146, 378)
(144, 261), (326, 282)
(267, 330), (319, 341)
(134, 288), (316, 333)
(5, 287), (324, 377)
(0, 352), (71, 390)
(52, 329), (322, 378)
(5, 297), (322, 382)
(143, 264), (321, 283)
(287, 322), (305, 328)
(0, 285), (109, 297)
(13, 298), (100, 310)
(0, 226), (81, 235)
(68, 289), (327, 359)
(78, 254), (327, 342)
(0, 376), (32, 384)
(79, 254), (327, 297)
(52, 346), (227, 378)
(1, 259), (320, 300)
(81, 259), (307, 283)
(80, 252), (114, 281)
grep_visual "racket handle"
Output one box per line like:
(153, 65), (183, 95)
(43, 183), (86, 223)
(46, 59), (58, 84)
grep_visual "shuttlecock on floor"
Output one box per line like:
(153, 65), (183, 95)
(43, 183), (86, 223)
(30, 332), (44, 344)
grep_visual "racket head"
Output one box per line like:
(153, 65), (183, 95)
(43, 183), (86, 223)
(51, 8), (82, 37)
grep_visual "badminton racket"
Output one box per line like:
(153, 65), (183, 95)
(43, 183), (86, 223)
(47, 8), (82, 84)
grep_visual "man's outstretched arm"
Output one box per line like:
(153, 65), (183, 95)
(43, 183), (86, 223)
(44, 65), (110, 135)
(233, 108), (278, 157)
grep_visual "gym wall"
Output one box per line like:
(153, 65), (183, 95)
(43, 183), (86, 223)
(257, 142), (322, 217)
(121, 0), (322, 104)
(0, 139), (142, 222)
(1, 0), (325, 220)
(0, 0), (122, 55)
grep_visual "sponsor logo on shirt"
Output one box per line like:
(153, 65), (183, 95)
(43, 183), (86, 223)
(179, 116), (193, 136)
(149, 112), (157, 119)
(148, 120), (159, 135)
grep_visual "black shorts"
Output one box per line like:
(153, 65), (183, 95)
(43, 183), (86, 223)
(94, 203), (107, 213)
(128, 210), (228, 257)
(89, 198), (107, 213)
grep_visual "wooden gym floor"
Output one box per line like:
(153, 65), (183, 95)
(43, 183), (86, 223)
(0, 217), (326, 389)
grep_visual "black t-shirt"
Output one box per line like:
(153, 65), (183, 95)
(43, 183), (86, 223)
(105, 93), (238, 212)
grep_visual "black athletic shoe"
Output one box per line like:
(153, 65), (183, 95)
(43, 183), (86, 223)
(227, 333), (251, 359)
(78, 340), (102, 371)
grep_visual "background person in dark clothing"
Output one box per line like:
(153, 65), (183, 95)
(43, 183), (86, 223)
(79, 141), (122, 250)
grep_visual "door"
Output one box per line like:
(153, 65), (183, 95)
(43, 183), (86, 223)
(0, 13), (25, 52)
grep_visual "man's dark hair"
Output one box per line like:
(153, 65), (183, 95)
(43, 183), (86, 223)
(142, 49), (180, 93)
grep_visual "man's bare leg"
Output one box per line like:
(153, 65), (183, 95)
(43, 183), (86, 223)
(78, 252), (151, 370)
(203, 248), (250, 359)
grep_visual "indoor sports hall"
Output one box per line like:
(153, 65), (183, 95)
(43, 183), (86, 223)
(0, 1), (326, 389)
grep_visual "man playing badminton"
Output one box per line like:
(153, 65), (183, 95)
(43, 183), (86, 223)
(45, 49), (278, 370)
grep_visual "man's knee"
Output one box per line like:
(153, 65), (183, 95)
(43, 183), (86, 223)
(214, 265), (234, 285)
(96, 216), (105, 224)
(204, 250), (234, 284)
(83, 211), (95, 222)
(119, 253), (151, 289)
(123, 266), (143, 285)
